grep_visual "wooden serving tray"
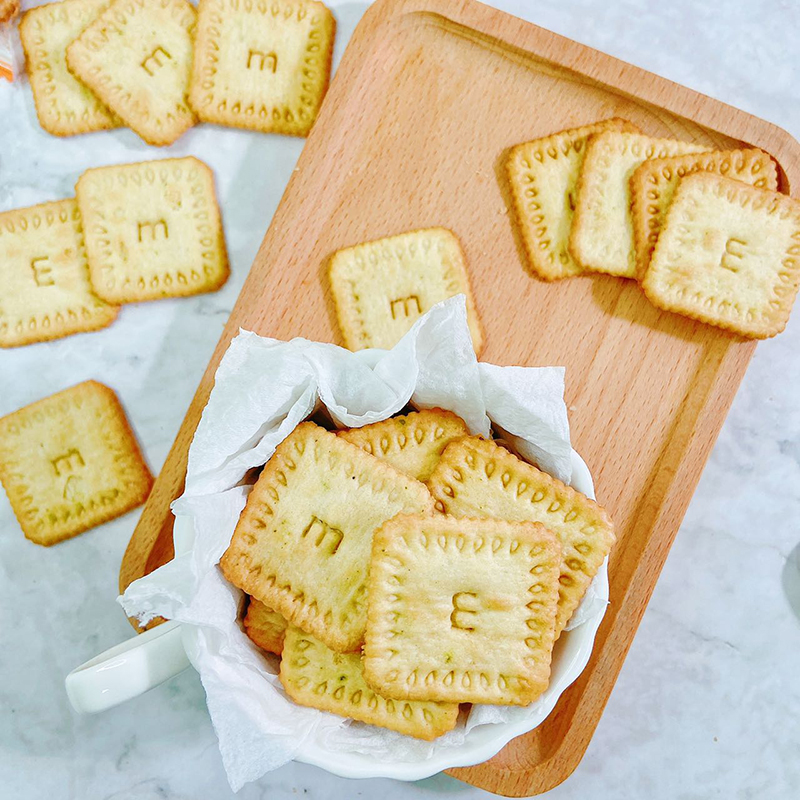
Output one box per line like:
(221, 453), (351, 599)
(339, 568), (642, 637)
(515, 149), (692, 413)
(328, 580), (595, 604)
(119, 0), (800, 794)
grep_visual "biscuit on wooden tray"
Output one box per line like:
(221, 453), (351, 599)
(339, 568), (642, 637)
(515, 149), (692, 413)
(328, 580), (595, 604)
(0, 381), (153, 546)
(244, 598), (288, 655)
(363, 514), (561, 706)
(189, 0), (335, 136)
(570, 131), (710, 278)
(642, 172), (800, 339)
(427, 437), (615, 637)
(280, 626), (459, 739)
(0, 199), (117, 348)
(506, 117), (640, 281)
(338, 409), (468, 482)
(219, 422), (434, 653)
(20, 0), (121, 136)
(65, 0), (196, 146)
(76, 157), (229, 304)
(329, 227), (483, 353)
(631, 148), (778, 279)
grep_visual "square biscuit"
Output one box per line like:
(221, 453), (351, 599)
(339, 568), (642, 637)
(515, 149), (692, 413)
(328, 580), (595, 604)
(76, 157), (229, 304)
(0, 198), (117, 348)
(329, 227), (483, 353)
(189, 0), (335, 136)
(338, 409), (468, 482)
(363, 514), (561, 706)
(244, 597), (287, 655)
(631, 149), (778, 279)
(427, 437), (615, 637)
(219, 422), (434, 653)
(642, 172), (800, 339)
(65, 0), (196, 146)
(570, 131), (710, 278)
(0, 381), (153, 546)
(280, 626), (459, 739)
(20, 0), (121, 136)
(506, 117), (640, 281)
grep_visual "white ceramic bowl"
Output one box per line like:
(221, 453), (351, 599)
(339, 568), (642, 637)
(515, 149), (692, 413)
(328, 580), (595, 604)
(179, 448), (608, 781)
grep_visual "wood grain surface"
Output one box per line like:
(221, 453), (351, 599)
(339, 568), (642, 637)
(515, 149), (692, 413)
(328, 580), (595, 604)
(118, 0), (800, 794)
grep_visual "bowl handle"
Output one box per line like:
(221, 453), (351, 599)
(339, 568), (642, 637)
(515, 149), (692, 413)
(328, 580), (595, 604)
(65, 620), (190, 714)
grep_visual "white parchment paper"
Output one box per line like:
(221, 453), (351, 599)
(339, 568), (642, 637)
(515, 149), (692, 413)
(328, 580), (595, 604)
(120, 296), (604, 790)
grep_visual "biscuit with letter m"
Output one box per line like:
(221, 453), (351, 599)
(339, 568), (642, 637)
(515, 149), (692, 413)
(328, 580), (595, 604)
(189, 0), (335, 136)
(220, 422), (434, 653)
(329, 227), (483, 353)
(76, 157), (229, 304)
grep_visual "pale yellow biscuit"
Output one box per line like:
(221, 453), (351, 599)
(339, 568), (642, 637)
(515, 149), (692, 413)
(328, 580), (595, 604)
(642, 172), (800, 339)
(363, 514), (561, 706)
(0, 199), (117, 348)
(280, 626), (459, 739)
(506, 118), (640, 281)
(243, 598), (288, 655)
(427, 437), (615, 637)
(20, 0), (121, 136)
(338, 409), (468, 482)
(76, 157), (229, 304)
(570, 131), (710, 277)
(0, 381), (153, 546)
(65, 0), (196, 146)
(189, 0), (335, 136)
(631, 149), (778, 279)
(329, 227), (483, 353)
(219, 422), (434, 653)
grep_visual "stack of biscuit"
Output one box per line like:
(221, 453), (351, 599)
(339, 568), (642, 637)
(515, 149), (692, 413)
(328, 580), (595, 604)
(506, 120), (800, 339)
(220, 409), (616, 740)
(0, 156), (228, 348)
(19, 0), (336, 145)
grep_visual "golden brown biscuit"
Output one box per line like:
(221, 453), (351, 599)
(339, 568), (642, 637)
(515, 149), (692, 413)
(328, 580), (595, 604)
(364, 514), (561, 706)
(219, 422), (434, 653)
(642, 172), (800, 338)
(427, 437), (615, 637)
(0, 198), (117, 348)
(0, 381), (153, 545)
(280, 626), (459, 739)
(189, 0), (335, 136)
(338, 409), (468, 482)
(20, 0), (120, 136)
(506, 118), (640, 280)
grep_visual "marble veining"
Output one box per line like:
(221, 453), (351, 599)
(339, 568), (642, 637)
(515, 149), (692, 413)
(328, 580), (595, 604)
(1, 1), (799, 798)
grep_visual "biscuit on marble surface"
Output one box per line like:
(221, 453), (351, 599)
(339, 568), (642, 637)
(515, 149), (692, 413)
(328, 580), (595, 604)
(0, 198), (117, 348)
(66, 0), (196, 146)
(0, 381), (153, 545)
(189, 0), (334, 136)
(20, 0), (120, 136)
(76, 157), (228, 304)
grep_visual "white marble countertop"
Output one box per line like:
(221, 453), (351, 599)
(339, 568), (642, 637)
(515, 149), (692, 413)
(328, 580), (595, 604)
(2, 1), (799, 798)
